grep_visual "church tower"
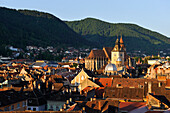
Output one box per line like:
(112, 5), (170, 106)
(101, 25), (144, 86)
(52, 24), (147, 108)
(111, 36), (125, 67)
(120, 35), (126, 51)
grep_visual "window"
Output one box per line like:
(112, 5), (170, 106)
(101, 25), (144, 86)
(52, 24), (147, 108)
(33, 108), (36, 111)
(28, 108), (31, 110)
(11, 105), (14, 111)
(106, 83), (108, 86)
(117, 84), (121, 87)
(81, 76), (84, 80)
(4, 107), (9, 111)
(50, 105), (53, 111)
(17, 103), (20, 108)
(120, 54), (122, 56)
(56, 106), (59, 111)
(159, 82), (162, 87)
(22, 101), (26, 107)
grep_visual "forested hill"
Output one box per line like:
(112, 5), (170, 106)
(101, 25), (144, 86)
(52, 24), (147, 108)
(65, 18), (170, 55)
(0, 7), (169, 56)
(0, 7), (94, 55)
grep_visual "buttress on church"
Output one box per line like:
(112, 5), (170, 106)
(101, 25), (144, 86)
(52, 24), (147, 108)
(85, 36), (133, 75)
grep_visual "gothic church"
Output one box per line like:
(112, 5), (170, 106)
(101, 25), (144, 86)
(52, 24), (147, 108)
(85, 36), (129, 72)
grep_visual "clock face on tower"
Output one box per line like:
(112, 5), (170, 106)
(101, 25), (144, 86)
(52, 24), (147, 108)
(81, 75), (84, 80)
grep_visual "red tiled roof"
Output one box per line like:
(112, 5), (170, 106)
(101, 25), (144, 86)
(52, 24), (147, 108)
(87, 50), (107, 58)
(112, 78), (145, 88)
(166, 79), (170, 87)
(119, 102), (146, 112)
(95, 78), (113, 87)
(84, 99), (119, 112)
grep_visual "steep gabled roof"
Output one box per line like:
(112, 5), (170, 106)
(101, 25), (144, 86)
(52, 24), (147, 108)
(79, 78), (100, 91)
(87, 50), (107, 58)
(150, 94), (170, 107)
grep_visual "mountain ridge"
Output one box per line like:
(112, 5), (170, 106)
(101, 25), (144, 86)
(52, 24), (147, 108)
(0, 7), (94, 50)
(65, 18), (170, 55)
(0, 7), (169, 56)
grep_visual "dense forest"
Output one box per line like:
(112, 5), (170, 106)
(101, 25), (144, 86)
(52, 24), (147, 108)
(66, 18), (170, 55)
(0, 7), (169, 56)
(0, 7), (94, 56)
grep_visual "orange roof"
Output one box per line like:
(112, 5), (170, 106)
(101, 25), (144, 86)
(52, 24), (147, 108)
(157, 76), (166, 81)
(88, 49), (107, 58)
(119, 102), (146, 112)
(166, 79), (170, 87)
(120, 36), (124, 44)
(82, 86), (94, 92)
(95, 78), (113, 87)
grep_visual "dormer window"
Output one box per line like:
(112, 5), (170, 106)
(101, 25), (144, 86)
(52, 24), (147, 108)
(117, 84), (121, 87)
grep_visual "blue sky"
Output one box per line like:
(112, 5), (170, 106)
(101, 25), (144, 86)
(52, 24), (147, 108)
(1, 0), (170, 37)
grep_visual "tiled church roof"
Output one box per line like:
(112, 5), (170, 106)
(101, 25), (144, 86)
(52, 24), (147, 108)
(87, 50), (107, 58)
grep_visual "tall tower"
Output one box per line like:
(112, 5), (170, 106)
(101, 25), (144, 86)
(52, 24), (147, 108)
(111, 36), (125, 67)
(120, 35), (126, 51)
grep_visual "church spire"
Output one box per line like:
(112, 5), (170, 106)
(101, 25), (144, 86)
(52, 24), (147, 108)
(115, 36), (120, 45)
(112, 35), (120, 52)
(120, 35), (124, 44)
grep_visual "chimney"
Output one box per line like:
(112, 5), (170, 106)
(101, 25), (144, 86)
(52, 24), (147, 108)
(148, 82), (152, 94)
(103, 92), (105, 99)
(99, 101), (101, 110)
(66, 100), (69, 105)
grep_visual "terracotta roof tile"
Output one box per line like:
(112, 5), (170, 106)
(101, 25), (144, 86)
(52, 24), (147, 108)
(95, 78), (113, 87)
(88, 50), (107, 58)
(83, 100), (119, 112)
(166, 79), (170, 87)
(104, 87), (144, 100)
(119, 102), (146, 112)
